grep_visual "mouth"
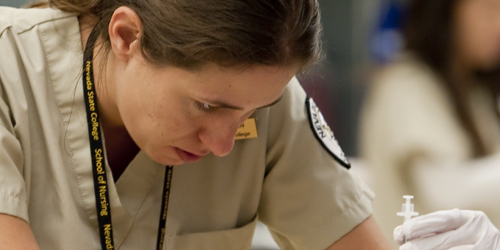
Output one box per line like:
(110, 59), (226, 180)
(175, 147), (208, 163)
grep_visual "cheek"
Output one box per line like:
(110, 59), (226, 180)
(116, 90), (165, 144)
(472, 27), (500, 66)
(456, 24), (494, 67)
(131, 98), (200, 144)
(457, 4), (500, 65)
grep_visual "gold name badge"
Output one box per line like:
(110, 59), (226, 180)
(235, 118), (258, 140)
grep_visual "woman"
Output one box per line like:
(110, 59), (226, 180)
(0, 0), (391, 249)
(360, 0), (500, 244)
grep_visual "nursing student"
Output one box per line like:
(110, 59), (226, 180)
(0, 0), (392, 249)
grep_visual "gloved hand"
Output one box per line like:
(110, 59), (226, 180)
(393, 209), (500, 249)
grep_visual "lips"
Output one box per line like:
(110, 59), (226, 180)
(175, 147), (207, 163)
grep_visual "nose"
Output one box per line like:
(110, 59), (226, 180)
(198, 122), (238, 157)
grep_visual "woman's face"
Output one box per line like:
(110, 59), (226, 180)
(454, 0), (500, 70)
(111, 58), (296, 166)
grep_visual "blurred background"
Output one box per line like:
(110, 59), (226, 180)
(299, 0), (409, 157)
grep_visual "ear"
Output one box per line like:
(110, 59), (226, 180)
(108, 6), (142, 63)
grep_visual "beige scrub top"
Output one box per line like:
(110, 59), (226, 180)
(0, 7), (374, 250)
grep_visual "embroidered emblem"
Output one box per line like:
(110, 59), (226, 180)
(306, 98), (350, 168)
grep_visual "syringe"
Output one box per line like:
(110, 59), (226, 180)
(396, 195), (419, 243)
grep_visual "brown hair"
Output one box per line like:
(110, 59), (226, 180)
(29, 0), (322, 72)
(403, 0), (500, 157)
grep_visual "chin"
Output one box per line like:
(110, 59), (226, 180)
(154, 155), (184, 166)
(480, 55), (500, 70)
(143, 148), (183, 166)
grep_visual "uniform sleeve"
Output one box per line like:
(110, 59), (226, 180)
(0, 25), (29, 223)
(258, 78), (374, 250)
(0, 88), (28, 223)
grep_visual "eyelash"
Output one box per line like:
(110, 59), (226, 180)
(196, 101), (217, 114)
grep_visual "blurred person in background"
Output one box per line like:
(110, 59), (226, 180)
(359, 0), (500, 245)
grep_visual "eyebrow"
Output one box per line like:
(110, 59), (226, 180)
(210, 93), (285, 110)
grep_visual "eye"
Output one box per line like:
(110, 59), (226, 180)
(196, 101), (217, 114)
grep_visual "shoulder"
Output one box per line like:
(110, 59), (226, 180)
(360, 52), (458, 141)
(278, 77), (307, 108)
(0, 6), (76, 36)
(374, 53), (441, 91)
(264, 77), (350, 168)
(367, 53), (450, 107)
(0, 7), (83, 127)
(360, 52), (462, 156)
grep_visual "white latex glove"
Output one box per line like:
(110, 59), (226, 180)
(394, 209), (500, 249)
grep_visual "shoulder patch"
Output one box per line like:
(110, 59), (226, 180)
(306, 98), (350, 168)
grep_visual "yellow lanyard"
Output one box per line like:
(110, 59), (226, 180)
(82, 27), (173, 250)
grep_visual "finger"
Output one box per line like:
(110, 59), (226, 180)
(399, 242), (418, 250)
(394, 225), (405, 245)
(404, 228), (475, 250)
(404, 209), (470, 240)
(399, 242), (414, 250)
(402, 243), (474, 250)
(448, 246), (474, 250)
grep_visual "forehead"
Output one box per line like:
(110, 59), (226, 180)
(195, 64), (294, 83)
(186, 64), (296, 106)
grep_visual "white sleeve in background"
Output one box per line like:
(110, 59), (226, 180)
(411, 153), (500, 211)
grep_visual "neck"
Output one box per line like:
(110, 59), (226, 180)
(79, 15), (97, 52)
(101, 123), (140, 181)
(79, 16), (123, 128)
(449, 55), (476, 90)
(80, 16), (138, 180)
